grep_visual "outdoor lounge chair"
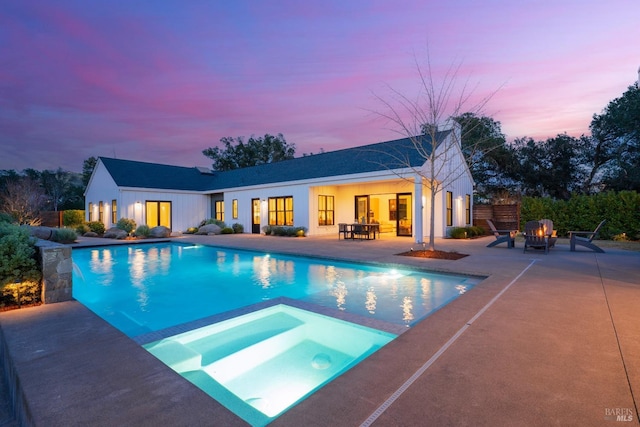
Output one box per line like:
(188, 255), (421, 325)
(486, 219), (516, 248)
(539, 219), (558, 248)
(569, 220), (606, 253)
(523, 220), (549, 254)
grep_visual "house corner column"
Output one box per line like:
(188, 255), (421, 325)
(414, 177), (423, 243)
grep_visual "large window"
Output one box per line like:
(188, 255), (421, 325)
(111, 200), (117, 224)
(268, 196), (293, 226)
(318, 195), (334, 226)
(465, 194), (471, 225)
(232, 199), (238, 219)
(446, 191), (453, 226)
(215, 200), (224, 222)
(146, 201), (172, 228)
(88, 202), (94, 221)
(98, 201), (104, 222)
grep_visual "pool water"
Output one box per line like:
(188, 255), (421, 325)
(72, 242), (482, 425)
(144, 304), (395, 426)
(72, 242), (481, 337)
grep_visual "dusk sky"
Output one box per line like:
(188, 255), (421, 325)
(1, 1), (638, 173)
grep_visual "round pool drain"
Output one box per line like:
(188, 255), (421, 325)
(311, 353), (332, 369)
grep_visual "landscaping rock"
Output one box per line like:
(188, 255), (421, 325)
(196, 224), (221, 235)
(149, 226), (171, 238)
(83, 231), (99, 237)
(26, 226), (54, 240)
(104, 227), (128, 239)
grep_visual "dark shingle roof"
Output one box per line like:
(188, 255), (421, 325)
(99, 131), (450, 192)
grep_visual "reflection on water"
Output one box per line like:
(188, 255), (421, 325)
(401, 296), (414, 323)
(365, 287), (377, 314)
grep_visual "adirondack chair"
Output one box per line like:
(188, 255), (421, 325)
(569, 220), (606, 253)
(486, 219), (516, 248)
(523, 220), (549, 254)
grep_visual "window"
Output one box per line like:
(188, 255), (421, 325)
(111, 200), (117, 224)
(215, 200), (224, 222)
(98, 201), (104, 222)
(268, 196), (293, 226)
(146, 201), (172, 228)
(465, 194), (471, 225)
(232, 199), (238, 219)
(318, 195), (334, 226)
(446, 191), (453, 226)
(88, 202), (94, 221)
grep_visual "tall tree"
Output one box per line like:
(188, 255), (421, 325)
(373, 52), (497, 250)
(589, 84), (640, 191)
(202, 134), (295, 171)
(508, 134), (588, 199)
(82, 157), (98, 187)
(454, 113), (514, 200)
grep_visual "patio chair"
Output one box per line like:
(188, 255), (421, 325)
(539, 219), (558, 248)
(486, 219), (516, 248)
(338, 223), (350, 240)
(523, 220), (549, 254)
(569, 220), (606, 253)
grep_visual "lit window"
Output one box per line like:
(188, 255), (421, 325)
(446, 192), (453, 226)
(268, 196), (293, 226)
(98, 201), (104, 222)
(465, 194), (471, 225)
(318, 195), (334, 226)
(232, 199), (238, 219)
(215, 200), (224, 222)
(88, 202), (94, 221)
(111, 200), (117, 224)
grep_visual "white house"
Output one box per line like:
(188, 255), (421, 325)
(84, 126), (474, 242)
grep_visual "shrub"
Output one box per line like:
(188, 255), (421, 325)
(62, 210), (85, 228)
(449, 227), (468, 239)
(76, 223), (90, 235)
(87, 221), (105, 235)
(135, 224), (151, 238)
(51, 228), (77, 244)
(231, 223), (244, 234)
(0, 223), (41, 288)
(0, 212), (14, 224)
(220, 227), (234, 234)
(184, 227), (198, 234)
(116, 218), (136, 234)
(268, 226), (306, 237)
(0, 280), (41, 308)
(262, 225), (272, 235)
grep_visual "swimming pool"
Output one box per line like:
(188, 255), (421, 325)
(72, 242), (482, 425)
(72, 242), (481, 337)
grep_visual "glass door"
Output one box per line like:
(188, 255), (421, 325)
(252, 199), (261, 234)
(397, 193), (412, 236)
(354, 195), (369, 223)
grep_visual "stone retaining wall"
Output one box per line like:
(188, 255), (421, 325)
(35, 240), (73, 304)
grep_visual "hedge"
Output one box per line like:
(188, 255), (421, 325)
(521, 191), (640, 240)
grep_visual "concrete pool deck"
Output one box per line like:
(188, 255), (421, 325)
(0, 234), (638, 426)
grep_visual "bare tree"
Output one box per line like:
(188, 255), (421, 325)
(0, 178), (46, 225)
(373, 51), (498, 250)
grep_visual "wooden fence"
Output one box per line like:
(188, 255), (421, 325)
(473, 204), (520, 234)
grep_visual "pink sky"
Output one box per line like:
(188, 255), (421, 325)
(1, 1), (639, 172)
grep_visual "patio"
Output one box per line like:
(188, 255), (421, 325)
(0, 234), (638, 426)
